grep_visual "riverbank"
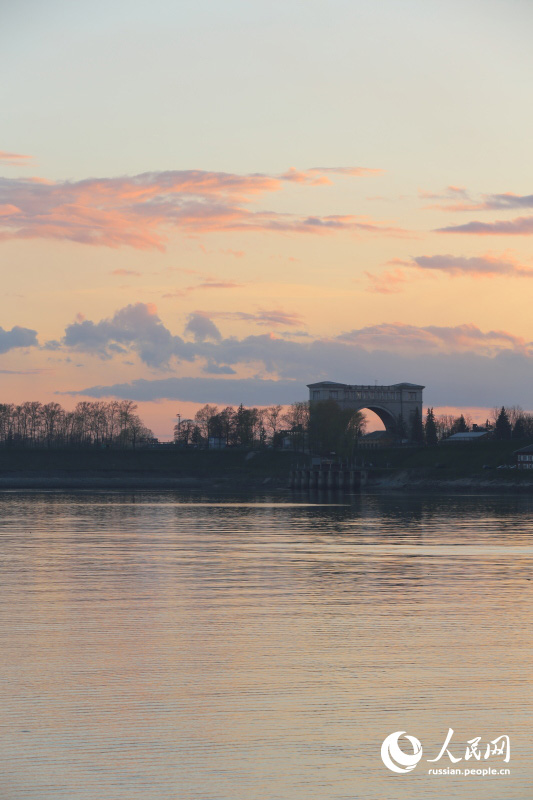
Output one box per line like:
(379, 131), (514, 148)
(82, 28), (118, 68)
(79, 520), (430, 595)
(0, 443), (532, 492)
(362, 440), (533, 493)
(0, 448), (302, 490)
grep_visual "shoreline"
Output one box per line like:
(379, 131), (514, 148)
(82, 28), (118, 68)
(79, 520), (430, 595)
(0, 469), (532, 494)
(0, 471), (283, 491)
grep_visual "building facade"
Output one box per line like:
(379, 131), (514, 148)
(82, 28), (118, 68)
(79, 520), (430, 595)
(514, 444), (533, 469)
(307, 381), (424, 433)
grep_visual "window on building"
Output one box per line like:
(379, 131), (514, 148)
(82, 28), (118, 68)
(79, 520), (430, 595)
(330, 391), (338, 399)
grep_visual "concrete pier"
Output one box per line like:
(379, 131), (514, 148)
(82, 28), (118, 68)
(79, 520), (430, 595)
(290, 462), (367, 493)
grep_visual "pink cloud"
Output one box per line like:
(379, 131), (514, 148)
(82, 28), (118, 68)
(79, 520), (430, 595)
(162, 280), (244, 298)
(0, 204), (21, 216)
(370, 252), (533, 289)
(280, 166), (383, 184)
(220, 248), (245, 258)
(365, 268), (408, 294)
(111, 269), (142, 276)
(423, 186), (533, 214)
(337, 322), (530, 357)
(437, 217), (533, 236)
(0, 151), (32, 165)
(0, 166), (402, 250)
(205, 309), (304, 327)
(308, 166), (384, 177)
(411, 253), (533, 276)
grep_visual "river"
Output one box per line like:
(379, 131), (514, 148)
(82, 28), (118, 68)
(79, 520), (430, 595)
(0, 491), (531, 799)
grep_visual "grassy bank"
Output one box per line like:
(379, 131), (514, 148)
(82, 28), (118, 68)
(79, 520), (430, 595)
(358, 440), (533, 488)
(0, 442), (532, 490)
(0, 448), (303, 489)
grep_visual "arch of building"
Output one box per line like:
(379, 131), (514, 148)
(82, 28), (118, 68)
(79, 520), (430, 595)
(307, 381), (425, 435)
(360, 405), (397, 433)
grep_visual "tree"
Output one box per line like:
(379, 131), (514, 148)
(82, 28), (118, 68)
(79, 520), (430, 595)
(410, 407), (425, 444)
(309, 399), (365, 457)
(218, 407), (236, 445)
(174, 418), (194, 447)
(512, 416), (526, 439)
(234, 404), (256, 448)
(282, 401), (310, 452)
(494, 406), (512, 440)
(395, 413), (407, 441)
(264, 405), (283, 445)
(424, 407), (438, 446)
(194, 404), (219, 447)
(451, 414), (469, 435)
(0, 399), (154, 448)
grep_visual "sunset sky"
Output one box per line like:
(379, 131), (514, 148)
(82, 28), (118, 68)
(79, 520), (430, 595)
(1, 0), (533, 438)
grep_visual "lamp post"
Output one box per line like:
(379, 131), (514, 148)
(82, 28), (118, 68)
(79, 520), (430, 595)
(176, 412), (181, 445)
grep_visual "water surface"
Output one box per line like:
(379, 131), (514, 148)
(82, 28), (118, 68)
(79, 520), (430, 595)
(0, 491), (531, 799)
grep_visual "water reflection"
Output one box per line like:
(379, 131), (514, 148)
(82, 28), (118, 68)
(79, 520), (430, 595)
(0, 491), (531, 799)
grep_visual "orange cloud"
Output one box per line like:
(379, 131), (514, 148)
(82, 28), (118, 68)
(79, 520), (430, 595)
(411, 253), (533, 276)
(162, 280), (244, 298)
(0, 204), (21, 216)
(308, 166), (384, 177)
(0, 151), (32, 165)
(337, 321), (530, 356)
(437, 217), (533, 236)
(365, 268), (408, 294)
(373, 253), (533, 286)
(111, 269), (142, 276)
(0, 166), (403, 250)
(206, 309), (304, 327)
(422, 186), (533, 214)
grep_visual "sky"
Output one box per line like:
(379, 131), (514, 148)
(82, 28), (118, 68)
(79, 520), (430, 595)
(1, 0), (533, 438)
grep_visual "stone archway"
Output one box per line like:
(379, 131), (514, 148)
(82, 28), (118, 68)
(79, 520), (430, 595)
(307, 381), (424, 434)
(362, 405), (397, 433)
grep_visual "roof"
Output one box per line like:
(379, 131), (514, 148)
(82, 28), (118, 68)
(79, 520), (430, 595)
(307, 381), (425, 389)
(307, 381), (347, 388)
(361, 431), (394, 440)
(390, 382), (425, 389)
(445, 432), (489, 441)
(513, 444), (533, 454)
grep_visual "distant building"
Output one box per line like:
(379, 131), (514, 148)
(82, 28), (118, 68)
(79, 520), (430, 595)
(208, 437), (226, 449)
(514, 444), (533, 469)
(442, 431), (491, 444)
(358, 431), (397, 449)
(307, 381), (424, 434)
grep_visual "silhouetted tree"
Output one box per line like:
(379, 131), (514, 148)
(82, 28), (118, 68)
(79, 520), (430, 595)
(309, 399), (365, 457)
(282, 401), (310, 452)
(512, 416), (526, 439)
(494, 406), (512, 440)
(0, 400), (153, 448)
(424, 407), (438, 446)
(395, 413), (407, 441)
(451, 414), (469, 435)
(194, 404), (219, 446)
(410, 407), (425, 444)
(174, 418), (194, 447)
(264, 405), (283, 445)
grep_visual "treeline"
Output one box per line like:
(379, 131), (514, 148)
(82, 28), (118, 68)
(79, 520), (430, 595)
(177, 399), (365, 454)
(423, 405), (533, 445)
(177, 400), (533, 454)
(0, 401), (154, 448)
(175, 402), (310, 449)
